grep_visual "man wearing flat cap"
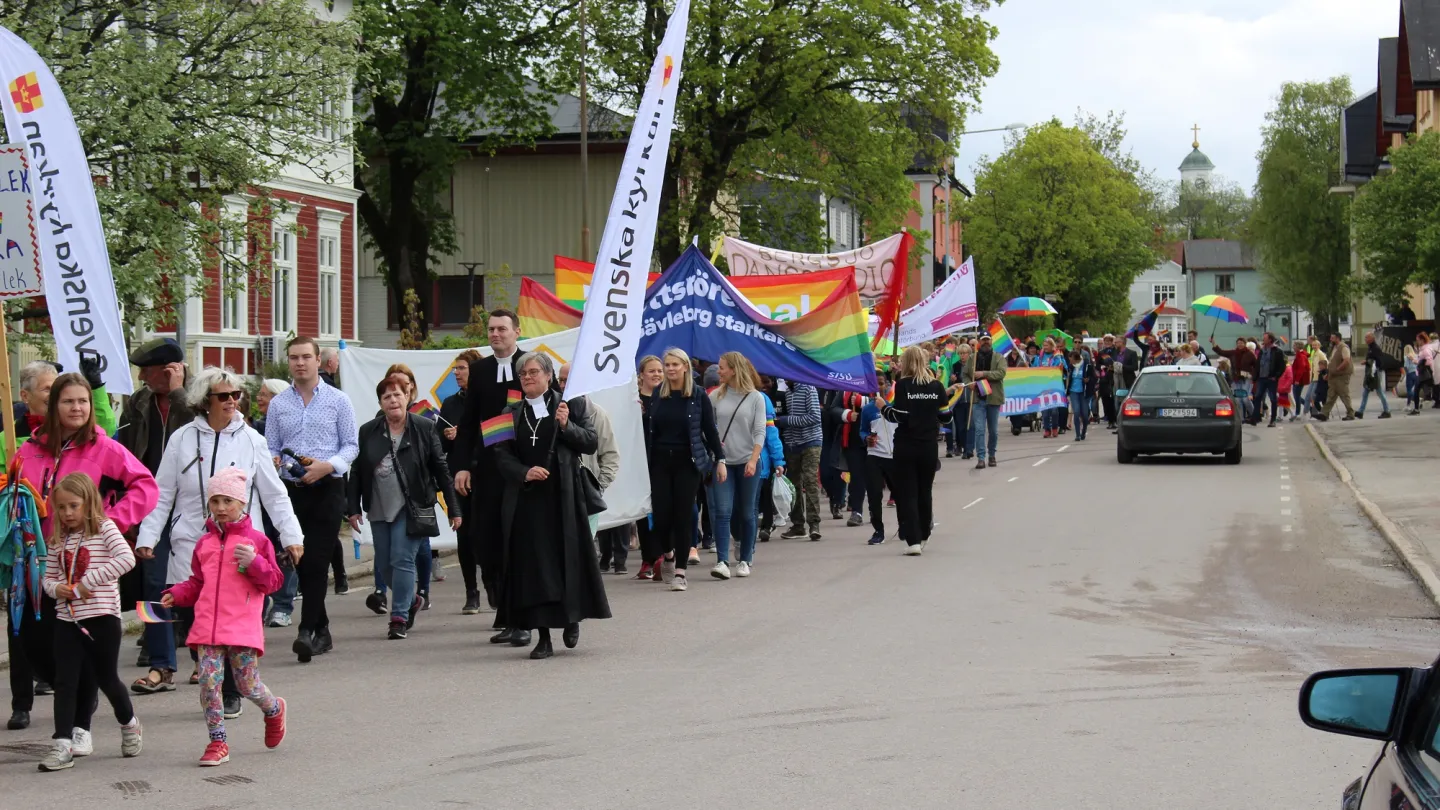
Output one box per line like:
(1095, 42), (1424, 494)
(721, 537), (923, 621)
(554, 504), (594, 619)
(115, 338), (191, 475)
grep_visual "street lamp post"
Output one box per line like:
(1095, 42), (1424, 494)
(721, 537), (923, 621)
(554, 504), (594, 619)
(459, 262), (484, 316)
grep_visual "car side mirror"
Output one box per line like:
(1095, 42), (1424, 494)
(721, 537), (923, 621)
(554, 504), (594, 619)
(1299, 668), (1411, 740)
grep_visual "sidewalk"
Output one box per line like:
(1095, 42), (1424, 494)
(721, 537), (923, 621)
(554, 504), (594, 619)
(1306, 376), (1440, 607)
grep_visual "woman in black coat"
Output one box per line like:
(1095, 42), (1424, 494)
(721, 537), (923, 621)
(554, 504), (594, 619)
(492, 353), (611, 660)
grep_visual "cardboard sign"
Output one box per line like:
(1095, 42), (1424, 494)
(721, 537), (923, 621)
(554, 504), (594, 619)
(0, 144), (42, 300)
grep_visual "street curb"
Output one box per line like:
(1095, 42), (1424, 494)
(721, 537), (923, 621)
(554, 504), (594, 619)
(0, 547), (459, 672)
(1305, 422), (1440, 609)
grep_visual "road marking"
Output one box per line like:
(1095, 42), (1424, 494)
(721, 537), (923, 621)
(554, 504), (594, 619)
(1007, 477), (1018, 483)
(1281, 509), (1292, 516)
(1283, 525), (1293, 533)
(1280, 474), (1290, 480)
(1057, 445), (1069, 452)
(1281, 485), (1291, 490)
(1280, 465), (1289, 470)
(963, 498), (983, 510)
(1281, 496), (1291, 502)
(1033, 457), (1049, 467)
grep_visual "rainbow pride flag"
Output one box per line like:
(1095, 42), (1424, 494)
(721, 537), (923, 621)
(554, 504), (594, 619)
(481, 414), (516, 447)
(408, 400), (439, 420)
(506, 390), (521, 407)
(555, 256), (661, 310)
(1126, 299), (1165, 342)
(555, 256), (849, 321)
(135, 602), (173, 624)
(975, 379), (993, 398)
(987, 320), (1016, 356)
(999, 368), (1066, 417)
(519, 277), (583, 337)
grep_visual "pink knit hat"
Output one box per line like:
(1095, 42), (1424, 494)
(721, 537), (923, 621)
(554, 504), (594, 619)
(208, 467), (248, 504)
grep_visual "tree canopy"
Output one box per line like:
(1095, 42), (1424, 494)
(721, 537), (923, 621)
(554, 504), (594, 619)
(1168, 177), (1251, 241)
(0, 0), (358, 334)
(1350, 130), (1440, 311)
(1249, 77), (1353, 335)
(959, 119), (1158, 334)
(589, 0), (1002, 268)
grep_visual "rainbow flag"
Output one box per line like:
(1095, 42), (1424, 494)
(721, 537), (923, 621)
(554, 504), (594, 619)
(135, 602), (173, 624)
(519, 277), (583, 337)
(975, 379), (993, 398)
(1126, 299), (1165, 342)
(555, 256), (849, 321)
(987, 320), (1016, 356)
(481, 414), (516, 447)
(506, 390), (521, 407)
(555, 256), (662, 309)
(999, 367), (1066, 416)
(408, 400), (439, 420)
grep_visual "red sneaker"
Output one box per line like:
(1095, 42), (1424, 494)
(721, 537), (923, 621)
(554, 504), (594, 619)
(199, 740), (230, 766)
(264, 697), (287, 749)
(635, 562), (652, 580)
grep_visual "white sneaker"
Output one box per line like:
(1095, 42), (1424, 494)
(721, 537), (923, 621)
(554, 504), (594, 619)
(70, 728), (93, 757)
(736, 561), (751, 577)
(268, 611), (292, 628)
(671, 573), (688, 591)
(120, 719), (142, 758)
(903, 544), (923, 556)
(39, 739), (74, 771)
(711, 562), (730, 580)
(660, 557), (676, 585)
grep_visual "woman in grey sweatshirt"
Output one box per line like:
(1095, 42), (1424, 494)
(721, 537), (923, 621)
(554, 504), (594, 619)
(706, 352), (768, 580)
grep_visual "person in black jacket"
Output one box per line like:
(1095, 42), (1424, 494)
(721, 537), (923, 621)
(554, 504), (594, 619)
(824, 389), (870, 526)
(346, 377), (461, 640)
(645, 348), (722, 592)
(438, 349), (482, 611)
(878, 346), (954, 557)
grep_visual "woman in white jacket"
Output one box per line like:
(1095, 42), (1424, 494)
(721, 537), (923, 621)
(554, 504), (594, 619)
(130, 368), (303, 703)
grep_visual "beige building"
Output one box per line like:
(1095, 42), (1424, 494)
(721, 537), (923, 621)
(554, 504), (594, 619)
(357, 94), (625, 346)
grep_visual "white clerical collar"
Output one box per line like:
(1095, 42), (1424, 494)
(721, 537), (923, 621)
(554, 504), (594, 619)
(496, 350), (516, 383)
(526, 395), (549, 419)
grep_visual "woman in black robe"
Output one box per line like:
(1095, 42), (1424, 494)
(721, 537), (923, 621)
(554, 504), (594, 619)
(492, 353), (612, 659)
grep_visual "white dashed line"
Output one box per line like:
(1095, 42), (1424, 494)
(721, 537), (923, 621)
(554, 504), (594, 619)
(1033, 457), (1049, 467)
(1281, 509), (1292, 516)
(1281, 485), (1291, 490)
(1283, 525), (1293, 533)
(963, 498), (983, 510)
(1281, 496), (1292, 502)
(1057, 445), (1069, 453)
(1007, 477), (1018, 483)
(1280, 465), (1289, 470)
(1280, 475), (1290, 480)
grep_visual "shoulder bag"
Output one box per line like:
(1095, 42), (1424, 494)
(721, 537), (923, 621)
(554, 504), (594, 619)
(388, 420), (440, 537)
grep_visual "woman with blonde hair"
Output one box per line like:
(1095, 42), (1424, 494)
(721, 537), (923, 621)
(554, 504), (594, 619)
(706, 352), (767, 580)
(876, 346), (951, 556)
(643, 348), (722, 591)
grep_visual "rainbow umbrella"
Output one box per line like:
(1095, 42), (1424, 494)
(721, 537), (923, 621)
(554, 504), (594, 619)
(998, 296), (1058, 317)
(1190, 295), (1248, 339)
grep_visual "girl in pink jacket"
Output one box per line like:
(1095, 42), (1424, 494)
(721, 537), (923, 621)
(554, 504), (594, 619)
(162, 468), (287, 767)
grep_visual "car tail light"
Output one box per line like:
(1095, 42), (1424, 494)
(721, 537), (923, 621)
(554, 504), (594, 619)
(1122, 399), (1141, 418)
(1215, 399), (1234, 418)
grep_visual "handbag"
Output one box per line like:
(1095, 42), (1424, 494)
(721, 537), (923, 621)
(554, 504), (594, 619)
(579, 465), (607, 516)
(387, 420), (441, 538)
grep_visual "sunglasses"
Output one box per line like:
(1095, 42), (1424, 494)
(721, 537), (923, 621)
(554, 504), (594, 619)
(208, 391), (242, 402)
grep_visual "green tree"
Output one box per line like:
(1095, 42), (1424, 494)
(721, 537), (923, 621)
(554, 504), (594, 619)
(1169, 177), (1252, 241)
(1250, 77), (1353, 335)
(0, 0), (358, 333)
(959, 119), (1157, 334)
(590, 0), (1001, 268)
(353, 0), (569, 338)
(1350, 131), (1440, 310)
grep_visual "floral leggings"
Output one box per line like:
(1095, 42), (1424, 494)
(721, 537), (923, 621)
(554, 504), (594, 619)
(197, 645), (279, 741)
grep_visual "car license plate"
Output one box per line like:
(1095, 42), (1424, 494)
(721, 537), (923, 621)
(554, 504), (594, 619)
(1159, 408), (1197, 418)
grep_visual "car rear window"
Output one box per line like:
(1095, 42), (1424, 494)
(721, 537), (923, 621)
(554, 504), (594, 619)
(1132, 371), (1224, 397)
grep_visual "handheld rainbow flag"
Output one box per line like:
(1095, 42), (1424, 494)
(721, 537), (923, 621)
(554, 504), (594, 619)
(135, 601), (173, 623)
(1125, 299), (1165, 342)
(409, 400), (438, 419)
(975, 379), (993, 397)
(506, 390), (522, 407)
(481, 414), (516, 447)
(987, 320), (1016, 355)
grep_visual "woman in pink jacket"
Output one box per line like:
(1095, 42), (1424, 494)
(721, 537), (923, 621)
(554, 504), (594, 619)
(162, 467), (287, 767)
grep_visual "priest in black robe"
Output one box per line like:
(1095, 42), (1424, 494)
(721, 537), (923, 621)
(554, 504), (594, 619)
(491, 352), (611, 660)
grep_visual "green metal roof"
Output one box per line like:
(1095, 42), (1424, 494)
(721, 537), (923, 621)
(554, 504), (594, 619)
(1179, 147), (1215, 172)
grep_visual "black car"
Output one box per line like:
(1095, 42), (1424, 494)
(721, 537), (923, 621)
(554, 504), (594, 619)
(1115, 365), (1243, 464)
(1300, 655), (1440, 809)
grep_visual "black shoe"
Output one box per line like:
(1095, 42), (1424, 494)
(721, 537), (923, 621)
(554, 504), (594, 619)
(388, 619), (408, 640)
(364, 591), (387, 616)
(563, 623), (580, 649)
(32, 680), (52, 696)
(293, 632), (315, 664)
(1011, 427), (1021, 436)
(758, 529), (771, 543)
(614, 564), (628, 575)
(1355, 412), (1364, 419)
(420, 589), (431, 611)
(136, 649), (149, 668)
(809, 529), (822, 541)
(975, 458), (985, 470)
(510, 629), (532, 647)
(830, 505), (843, 521)
(407, 594), (425, 629)
(944, 451), (953, 458)
(7, 710), (29, 730)
(223, 695), (243, 719)
(530, 635), (553, 660)
(845, 513), (864, 527)
(313, 628), (334, 655)
(987, 458), (997, 468)
(1342, 416), (1355, 421)
(598, 557), (611, 572)
(781, 527), (806, 539)
(489, 628), (516, 644)
(462, 590), (481, 615)
(1380, 411), (1392, 419)
(961, 451), (974, 460)
(334, 575), (350, 596)
(484, 585), (498, 610)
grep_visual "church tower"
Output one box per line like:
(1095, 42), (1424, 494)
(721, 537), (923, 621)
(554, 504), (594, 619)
(1179, 124), (1215, 190)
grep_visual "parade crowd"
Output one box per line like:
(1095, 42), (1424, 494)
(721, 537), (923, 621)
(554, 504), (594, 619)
(5, 308), (1437, 774)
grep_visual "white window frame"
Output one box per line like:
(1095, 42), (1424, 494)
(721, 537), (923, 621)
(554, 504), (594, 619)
(315, 208), (347, 339)
(219, 200), (248, 334)
(271, 213), (298, 336)
(1152, 283), (1177, 307)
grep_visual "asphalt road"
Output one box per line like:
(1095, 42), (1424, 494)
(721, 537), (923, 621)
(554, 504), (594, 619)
(3, 421), (1436, 808)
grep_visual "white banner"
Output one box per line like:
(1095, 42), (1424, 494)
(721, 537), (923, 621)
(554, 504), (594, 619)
(0, 144), (42, 299)
(0, 28), (131, 393)
(892, 255), (978, 346)
(565, 0), (691, 400)
(725, 232), (908, 301)
(339, 329), (652, 550)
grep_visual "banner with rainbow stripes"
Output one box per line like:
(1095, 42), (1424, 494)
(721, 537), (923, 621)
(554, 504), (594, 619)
(519, 277), (583, 337)
(998, 367), (1066, 416)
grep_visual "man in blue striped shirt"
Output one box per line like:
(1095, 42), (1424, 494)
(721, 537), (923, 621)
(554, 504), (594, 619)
(776, 380), (823, 541)
(266, 336), (359, 663)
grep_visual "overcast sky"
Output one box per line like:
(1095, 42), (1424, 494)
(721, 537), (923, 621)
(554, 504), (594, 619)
(953, 0), (1401, 193)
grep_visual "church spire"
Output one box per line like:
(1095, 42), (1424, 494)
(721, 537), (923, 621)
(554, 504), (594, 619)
(1191, 123), (1201, 150)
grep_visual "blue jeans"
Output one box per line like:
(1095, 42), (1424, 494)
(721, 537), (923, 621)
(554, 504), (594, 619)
(370, 513), (425, 623)
(1233, 381), (1252, 421)
(950, 401), (973, 454)
(707, 463), (762, 564)
(141, 533), (175, 672)
(972, 401), (1001, 460)
(1407, 371), (1421, 409)
(270, 566), (298, 615)
(1292, 383), (1307, 415)
(1358, 384), (1389, 415)
(374, 539), (433, 595)
(1041, 408), (1058, 432)
(1252, 378), (1279, 424)
(1068, 392), (1089, 439)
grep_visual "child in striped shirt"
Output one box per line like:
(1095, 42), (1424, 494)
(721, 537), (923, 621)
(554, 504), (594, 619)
(39, 473), (143, 772)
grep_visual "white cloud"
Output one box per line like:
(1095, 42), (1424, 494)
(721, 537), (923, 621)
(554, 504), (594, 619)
(955, 0), (1399, 192)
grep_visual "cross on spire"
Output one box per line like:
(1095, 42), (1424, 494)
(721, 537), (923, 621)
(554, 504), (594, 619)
(1191, 123), (1201, 149)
